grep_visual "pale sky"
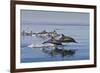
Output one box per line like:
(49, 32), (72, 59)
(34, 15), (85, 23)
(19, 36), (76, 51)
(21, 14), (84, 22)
(21, 10), (89, 25)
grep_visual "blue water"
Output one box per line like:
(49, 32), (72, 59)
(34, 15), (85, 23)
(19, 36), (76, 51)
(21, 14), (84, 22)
(21, 24), (89, 63)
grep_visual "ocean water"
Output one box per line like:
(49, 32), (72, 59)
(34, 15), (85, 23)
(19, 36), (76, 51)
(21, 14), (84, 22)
(21, 24), (89, 63)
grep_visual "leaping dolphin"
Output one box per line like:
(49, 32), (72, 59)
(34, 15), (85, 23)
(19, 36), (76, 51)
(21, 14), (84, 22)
(43, 34), (77, 45)
(59, 34), (77, 43)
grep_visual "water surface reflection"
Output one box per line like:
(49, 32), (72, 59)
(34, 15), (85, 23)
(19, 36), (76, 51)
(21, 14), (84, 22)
(42, 48), (76, 58)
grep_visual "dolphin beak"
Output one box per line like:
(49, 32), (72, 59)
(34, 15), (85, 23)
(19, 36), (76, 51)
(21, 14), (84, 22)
(73, 40), (77, 43)
(74, 41), (77, 43)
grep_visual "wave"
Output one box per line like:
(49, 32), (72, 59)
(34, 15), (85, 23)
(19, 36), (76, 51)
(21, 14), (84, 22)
(27, 43), (54, 48)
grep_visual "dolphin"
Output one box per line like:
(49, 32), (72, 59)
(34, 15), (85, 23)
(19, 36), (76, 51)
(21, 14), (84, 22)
(43, 34), (77, 45)
(59, 34), (77, 43)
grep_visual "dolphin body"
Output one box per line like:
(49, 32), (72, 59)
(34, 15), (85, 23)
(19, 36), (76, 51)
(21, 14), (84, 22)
(59, 34), (77, 43)
(43, 34), (77, 45)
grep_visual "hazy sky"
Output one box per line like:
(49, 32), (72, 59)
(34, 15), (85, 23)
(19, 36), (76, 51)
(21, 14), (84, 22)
(21, 10), (89, 25)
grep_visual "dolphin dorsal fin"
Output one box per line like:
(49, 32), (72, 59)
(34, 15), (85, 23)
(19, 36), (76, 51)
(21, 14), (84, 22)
(62, 34), (65, 37)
